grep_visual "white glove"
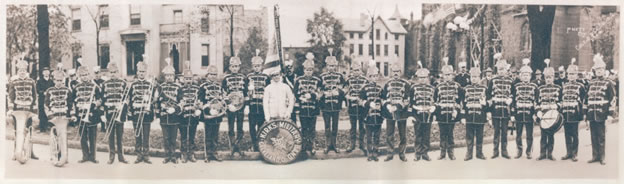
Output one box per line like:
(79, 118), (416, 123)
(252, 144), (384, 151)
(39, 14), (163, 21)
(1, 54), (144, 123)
(510, 117), (516, 122)
(432, 121), (438, 125)
(194, 110), (202, 117)
(461, 118), (466, 124)
(244, 106), (250, 115)
(537, 111), (544, 119)
(101, 115), (107, 123)
(452, 110), (458, 118)
(71, 116), (78, 122)
(167, 108), (175, 114)
(7, 110), (13, 117)
(407, 117), (415, 124)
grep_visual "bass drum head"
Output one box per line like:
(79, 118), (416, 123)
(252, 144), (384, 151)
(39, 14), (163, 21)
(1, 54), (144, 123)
(257, 119), (303, 165)
(540, 110), (563, 133)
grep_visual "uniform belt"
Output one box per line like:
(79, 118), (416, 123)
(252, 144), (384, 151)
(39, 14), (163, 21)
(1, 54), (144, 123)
(494, 105), (508, 109)
(414, 106), (433, 111)
(517, 103), (533, 108)
(301, 105), (316, 109)
(14, 100), (32, 106)
(466, 104), (483, 108)
(439, 104), (457, 108)
(588, 100), (608, 105)
(562, 102), (579, 107)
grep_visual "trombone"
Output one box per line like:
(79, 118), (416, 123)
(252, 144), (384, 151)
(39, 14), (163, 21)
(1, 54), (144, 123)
(73, 82), (98, 141)
(135, 76), (156, 138)
(102, 82), (131, 142)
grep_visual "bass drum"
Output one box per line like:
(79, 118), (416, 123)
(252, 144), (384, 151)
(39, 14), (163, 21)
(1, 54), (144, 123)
(257, 119), (303, 165)
(540, 110), (563, 134)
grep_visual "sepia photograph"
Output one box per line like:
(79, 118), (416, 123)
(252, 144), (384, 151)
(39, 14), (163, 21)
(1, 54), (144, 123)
(1, 0), (621, 183)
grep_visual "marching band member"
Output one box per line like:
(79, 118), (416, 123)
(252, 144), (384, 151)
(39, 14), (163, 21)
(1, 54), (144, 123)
(100, 62), (129, 164)
(536, 59), (562, 161)
(382, 58), (410, 162)
(7, 57), (40, 161)
(462, 65), (488, 161)
(222, 55), (248, 156)
(454, 61), (470, 87)
(487, 57), (513, 159)
(44, 65), (74, 166)
(294, 53), (322, 157)
(156, 59), (182, 164)
(345, 61), (368, 153)
(73, 59), (103, 164)
(179, 61), (202, 163)
(561, 58), (586, 162)
(533, 69), (544, 86)
(585, 54), (615, 165)
(319, 48), (345, 154)
(434, 58), (463, 160)
(361, 60), (384, 161)
(511, 59), (539, 159)
(409, 61), (435, 161)
(128, 59), (157, 164)
(199, 65), (226, 162)
(247, 50), (271, 152)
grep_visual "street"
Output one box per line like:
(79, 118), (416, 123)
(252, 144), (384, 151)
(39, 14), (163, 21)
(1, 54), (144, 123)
(3, 123), (618, 180)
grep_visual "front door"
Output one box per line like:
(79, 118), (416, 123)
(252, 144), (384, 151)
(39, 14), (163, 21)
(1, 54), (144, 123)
(170, 44), (180, 74)
(126, 41), (145, 76)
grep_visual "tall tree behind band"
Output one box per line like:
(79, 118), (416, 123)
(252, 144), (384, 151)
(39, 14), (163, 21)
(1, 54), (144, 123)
(239, 26), (269, 74)
(306, 7), (346, 74)
(37, 5), (50, 79)
(527, 5), (556, 72)
(86, 5), (107, 69)
(7, 5), (74, 76)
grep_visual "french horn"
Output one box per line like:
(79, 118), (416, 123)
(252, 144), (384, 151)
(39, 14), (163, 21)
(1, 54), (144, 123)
(203, 98), (227, 119)
(225, 92), (244, 112)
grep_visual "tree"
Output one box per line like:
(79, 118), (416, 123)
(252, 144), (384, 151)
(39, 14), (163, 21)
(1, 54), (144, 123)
(238, 26), (269, 74)
(527, 5), (556, 71)
(578, 7), (618, 69)
(219, 5), (237, 59)
(306, 7), (346, 72)
(7, 5), (74, 76)
(86, 5), (105, 69)
(37, 5), (50, 78)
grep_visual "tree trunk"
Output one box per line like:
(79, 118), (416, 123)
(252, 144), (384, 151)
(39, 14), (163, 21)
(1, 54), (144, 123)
(230, 12), (234, 57)
(96, 30), (100, 68)
(527, 5), (556, 71)
(36, 5), (49, 77)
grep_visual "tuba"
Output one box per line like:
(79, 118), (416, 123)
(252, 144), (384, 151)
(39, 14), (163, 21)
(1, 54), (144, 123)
(225, 91), (245, 112)
(8, 110), (37, 164)
(49, 116), (70, 167)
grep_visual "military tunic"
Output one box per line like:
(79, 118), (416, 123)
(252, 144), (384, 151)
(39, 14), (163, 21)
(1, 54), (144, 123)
(585, 77), (615, 162)
(487, 75), (514, 155)
(360, 81), (384, 156)
(294, 75), (322, 152)
(198, 80), (226, 156)
(462, 83), (488, 158)
(319, 71), (345, 150)
(409, 83), (436, 157)
(247, 72), (270, 151)
(382, 77), (410, 156)
(511, 81), (538, 155)
(221, 73), (247, 152)
(537, 83), (562, 158)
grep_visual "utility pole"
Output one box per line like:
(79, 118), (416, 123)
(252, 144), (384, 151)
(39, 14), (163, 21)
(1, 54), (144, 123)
(367, 9), (377, 60)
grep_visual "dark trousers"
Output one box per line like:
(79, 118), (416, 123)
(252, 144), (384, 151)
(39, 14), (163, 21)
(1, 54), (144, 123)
(563, 122), (579, 157)
(249, 113), (265, 151)
(322, 111), (339, 148)
(227, 111), (244, 151)
(37, 108), (49, 131)
(439, 123), (455, 155)
(133, 123), (151, 157)
(203, 119), (222, 155)
(79, 124), (97, 160)
(180, 117), (199, 155)
(515, 122), (534, 155)
(589, 121), (606, 161)
(492, 118), (509, 153)
(366, 124), (381, 155)
(386, 119), (407, 155)
(466, 123), (484, 156)
(349, 115), (366, 148)
(299, 116), (317, 152)
(161, 124), (178, 159)
(107, 123), (124, 158)
(414, 122), (431, 156)
(539, 129), (555, 157)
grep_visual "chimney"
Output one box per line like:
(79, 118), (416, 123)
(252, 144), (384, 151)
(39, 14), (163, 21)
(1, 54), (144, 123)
(360, 13), (368, 26)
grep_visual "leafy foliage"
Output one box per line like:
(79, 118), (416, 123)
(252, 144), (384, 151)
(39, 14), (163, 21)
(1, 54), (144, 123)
(578, 8), (618, 69)
(305, 7), (346, 72)
(6, 5), (75, 75)
(238, 26), (269, 74)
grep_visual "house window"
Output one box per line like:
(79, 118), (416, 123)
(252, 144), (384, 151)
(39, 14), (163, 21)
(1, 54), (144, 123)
(395, 45), (399, 56)
(349, 44), (354, 55)
(395, 34), (399, 40)
(384, 45), (388, 56)
(368, 44), (373, 56)
(349, 32), (354, 39)
(130, 5), (141, 25)
(201, 44), (210, 66)
(358, 44), (363, 55)
(71, 43), (82, 68)
(72, 8), (81, 31)
(385, 32), (388, 40)
(520, 22), (531, 51)
(173, 10), (183, 24)
(99, 5), (109, 29)
(201, 11), (210, 33)
(376, 62), (381, 74)
(358, 33), (363, 39)
(376, 29), (380, 40)
(376, 44), (380, 56)
(383, 62), (389, 76)
(99, 44), (110, 69)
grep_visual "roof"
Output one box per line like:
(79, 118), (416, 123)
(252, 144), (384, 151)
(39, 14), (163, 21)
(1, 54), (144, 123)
(342, 17), (407, 34)
(389, 5), (403, 21)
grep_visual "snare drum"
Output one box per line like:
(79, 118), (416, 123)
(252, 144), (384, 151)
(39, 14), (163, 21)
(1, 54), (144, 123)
(540, 110), (563, 133)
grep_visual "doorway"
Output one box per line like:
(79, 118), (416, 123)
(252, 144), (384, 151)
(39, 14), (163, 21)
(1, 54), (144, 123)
(126, 41), (145, 75)
(170, 44), (180, 74)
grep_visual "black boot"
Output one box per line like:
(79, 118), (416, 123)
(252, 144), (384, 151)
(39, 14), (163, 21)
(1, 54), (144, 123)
(399, 154), (407, 162)
(30, 152), (39, 160)
(476, 152), (486, 160)
(438, 151), (446, 160)
(515, 149), (523, 159)
(537, 154), (547, 160)
(414, 154), (421, 161)
(448, 149), (456, 160)
(421, 154), (431, 161)
(134, 153), (143, 164)
(118, 153), (128, 164)
(324, 147), (331, 154)
(107, 153), (115, 164)
(526, 151), (532, 159)
(346, 141), (356, 153)
(501, 150), (510, 159)
(561, 154), (571, 160)
(163, 157), (171, 164)
(143, 154), (152, 164)
(384, 153), (394, 162)
(189, 152), (197, 162)
(491, 150), (499, 159)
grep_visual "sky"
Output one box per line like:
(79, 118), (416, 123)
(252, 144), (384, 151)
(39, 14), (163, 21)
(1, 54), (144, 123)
(242, 0), (423, 47)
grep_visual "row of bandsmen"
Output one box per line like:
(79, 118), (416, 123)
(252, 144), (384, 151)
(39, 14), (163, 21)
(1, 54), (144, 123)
(8, 51), (615, 165)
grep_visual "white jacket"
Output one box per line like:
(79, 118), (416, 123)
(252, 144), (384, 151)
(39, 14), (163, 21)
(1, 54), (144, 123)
(263, 82), (295, 121)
